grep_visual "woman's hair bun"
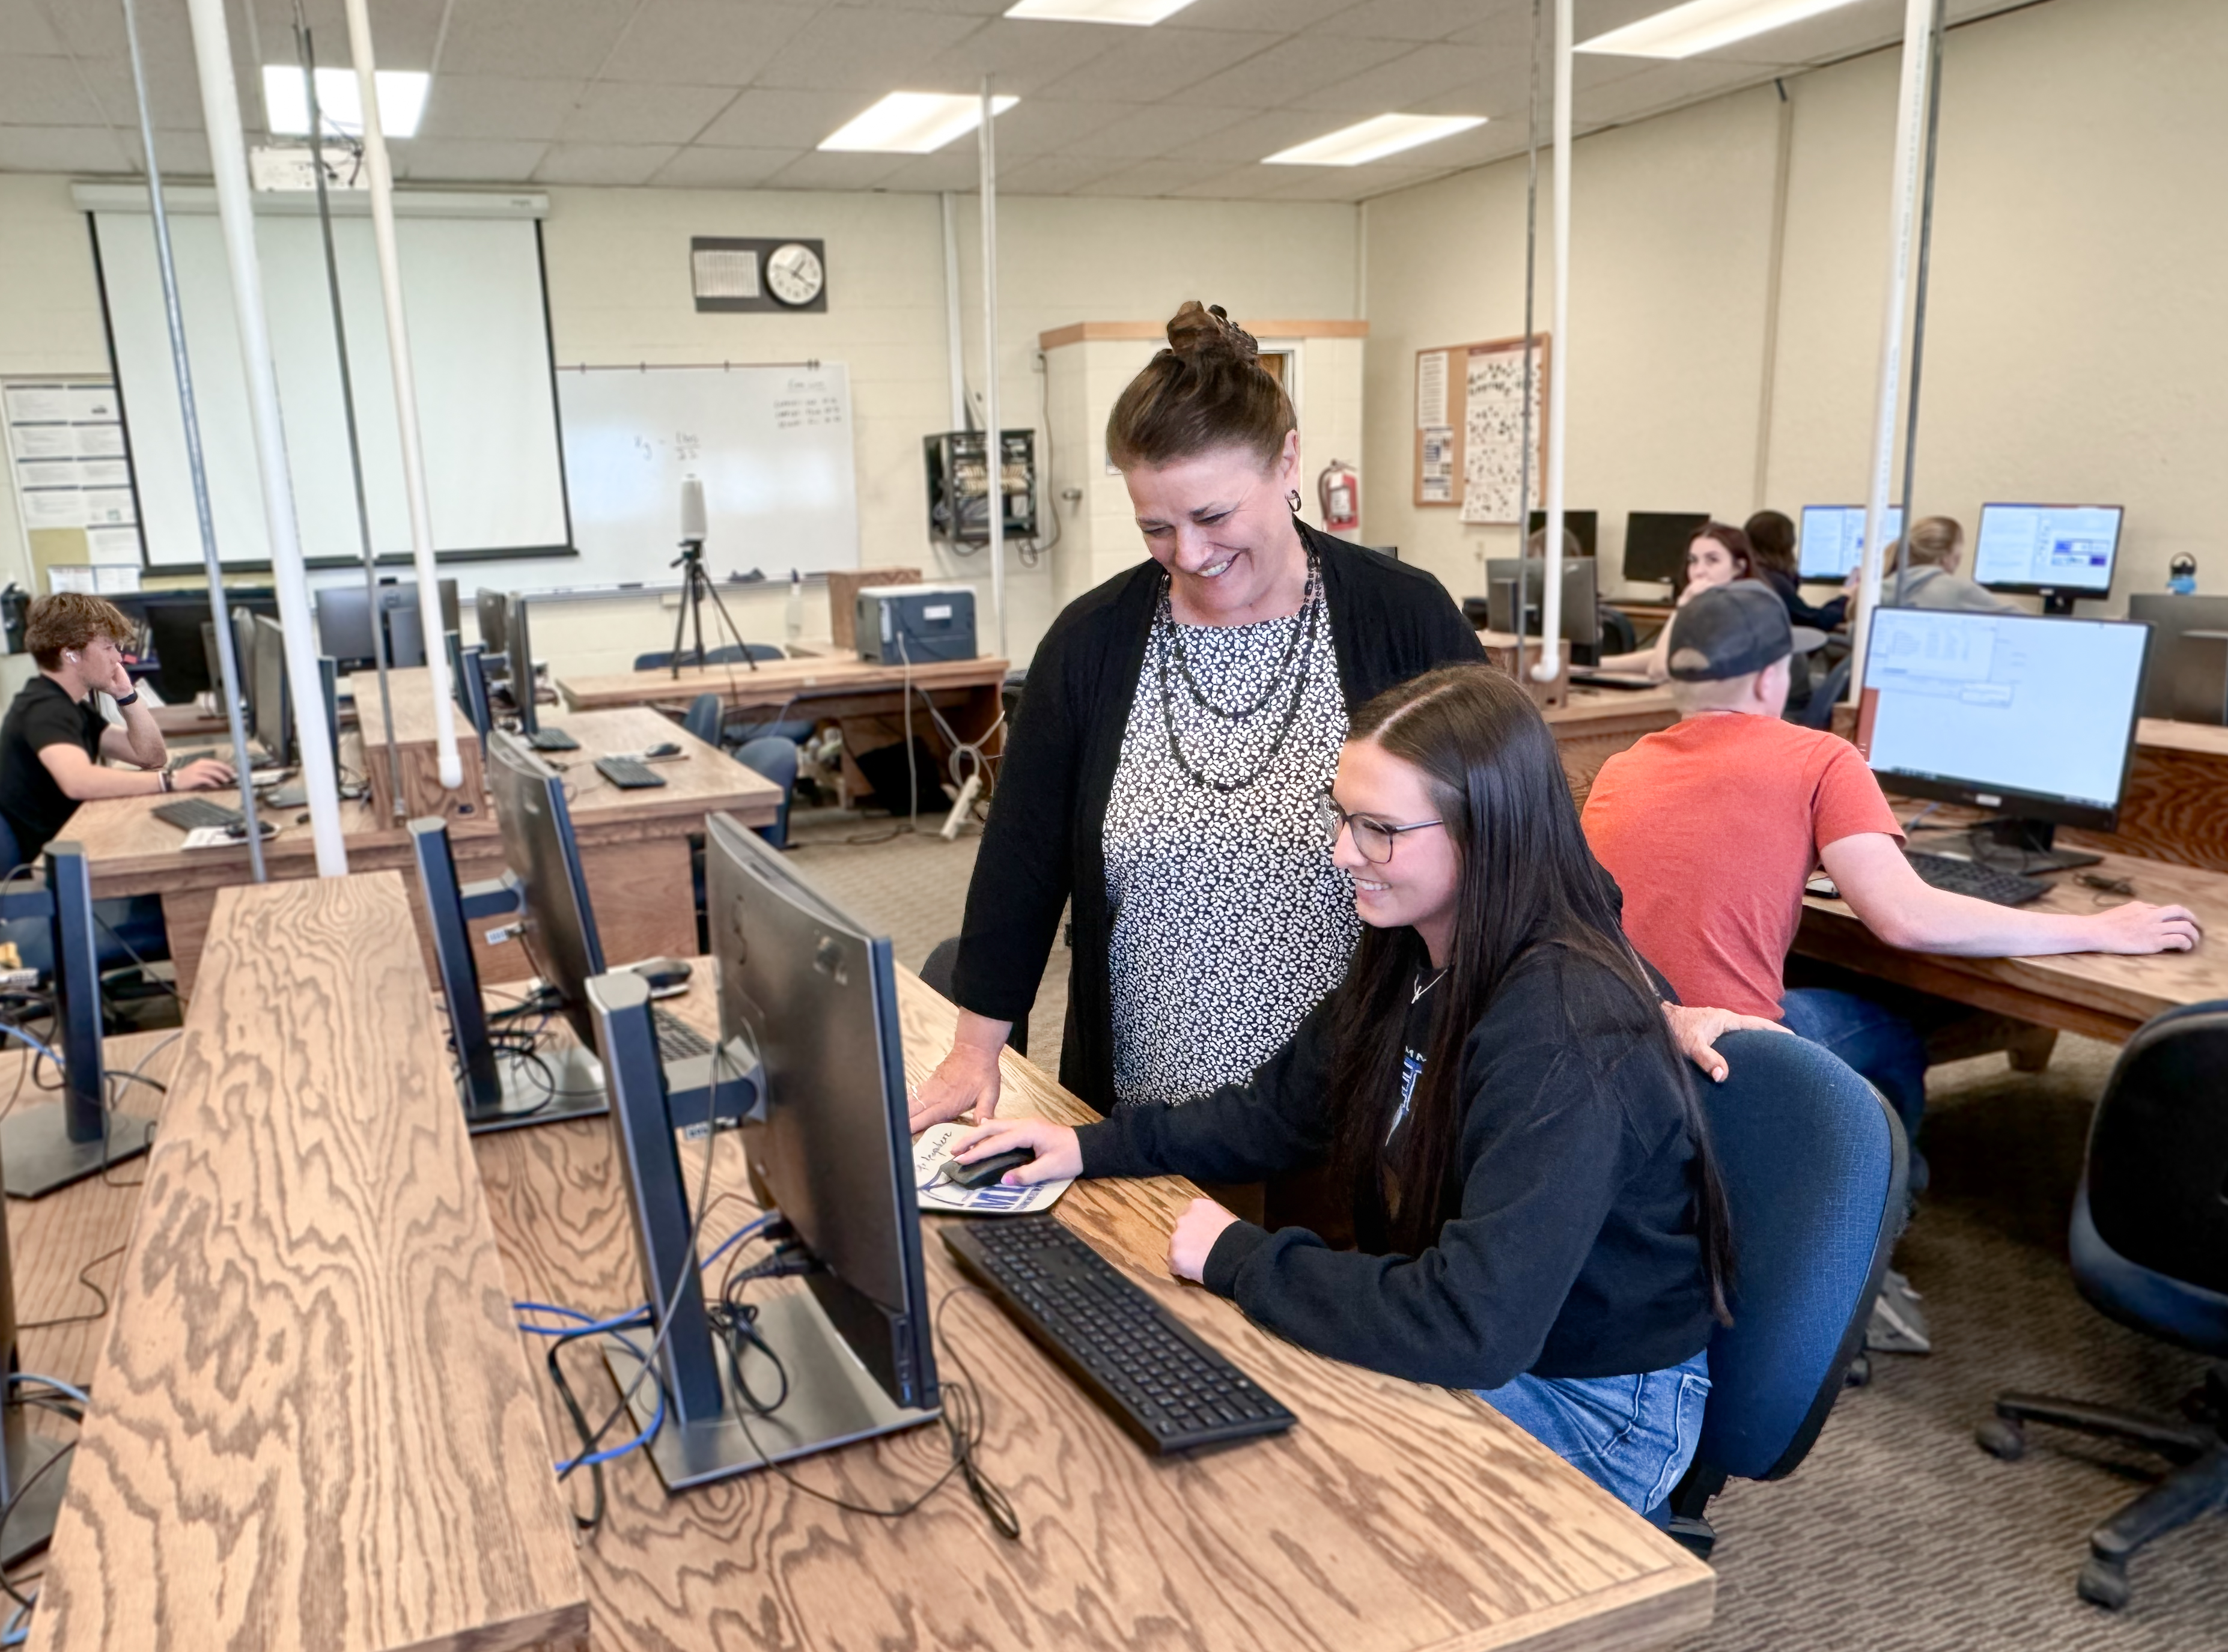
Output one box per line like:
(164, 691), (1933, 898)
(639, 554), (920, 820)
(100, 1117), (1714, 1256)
(1164, 301), (1259, 366)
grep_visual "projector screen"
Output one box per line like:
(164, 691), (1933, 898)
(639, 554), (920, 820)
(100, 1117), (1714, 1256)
(84, 186), (570, 571)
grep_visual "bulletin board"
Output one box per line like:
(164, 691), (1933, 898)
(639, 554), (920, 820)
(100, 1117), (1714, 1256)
(2, 378), (145, 594)
(1410, 335), (1550, 523)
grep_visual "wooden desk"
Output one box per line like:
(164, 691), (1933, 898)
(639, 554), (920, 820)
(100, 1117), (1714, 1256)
(556, 655), (1011, 800)
(347, 664), (487, 822)
(1543, 686), (1680, 808)
(65, 708), (778, 993)
(29, 873), (586, 1651)
(471, 970), (1715, 1651)
(1795, 847), (2228, 1042)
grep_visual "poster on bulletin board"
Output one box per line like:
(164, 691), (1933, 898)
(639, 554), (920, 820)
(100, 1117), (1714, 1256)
(1410, 335), (1550, 523)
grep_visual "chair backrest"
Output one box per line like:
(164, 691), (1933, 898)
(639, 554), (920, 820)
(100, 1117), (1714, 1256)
(1598, 604), (1639, 656)
(2085, 1000), (2228, 1295)
(733, 736), (797, 850)
(1793, 655), (1852, 730)
(633, 649), (672, 672)
(1691, 1028), (1907, 1483)
(637, 643), (782, 672)
(917, 935), (1026, 1059)
(683, 693), (723, 747)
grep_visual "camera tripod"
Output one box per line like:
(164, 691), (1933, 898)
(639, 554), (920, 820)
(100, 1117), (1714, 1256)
(670, 538), (758, 678)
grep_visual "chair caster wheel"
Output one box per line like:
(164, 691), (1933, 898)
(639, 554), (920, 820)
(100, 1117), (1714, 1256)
(2078, 1556), (2131, 1611)
(1976, 1417), (2026, 1460)
(1844, 1353), (1872, 1388)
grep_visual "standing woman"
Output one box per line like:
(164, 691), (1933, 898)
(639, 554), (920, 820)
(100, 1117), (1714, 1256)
(910, 303), (1480, 1128)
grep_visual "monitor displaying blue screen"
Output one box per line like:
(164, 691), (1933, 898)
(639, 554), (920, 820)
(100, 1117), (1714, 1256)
(1972, 503), (2123, 594)
(1798, 505), (1904, 580)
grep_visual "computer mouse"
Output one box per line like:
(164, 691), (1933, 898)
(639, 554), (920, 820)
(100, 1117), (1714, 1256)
(629, 956), (692, 992)
(645, 741), (681, 758)
(939, 1147), (1035, 1190)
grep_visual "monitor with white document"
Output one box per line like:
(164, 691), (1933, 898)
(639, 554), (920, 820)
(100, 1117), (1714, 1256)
(1858, 607), (2150, 858)
(1798, 505), (1905, 581)
(1971, 503), (2123, 613)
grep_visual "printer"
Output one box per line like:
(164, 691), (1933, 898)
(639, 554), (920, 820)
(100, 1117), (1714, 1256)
(854, 584), (978, 664)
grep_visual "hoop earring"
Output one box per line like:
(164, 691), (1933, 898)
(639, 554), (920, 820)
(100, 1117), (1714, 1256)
(1286, 489), (1302, 512)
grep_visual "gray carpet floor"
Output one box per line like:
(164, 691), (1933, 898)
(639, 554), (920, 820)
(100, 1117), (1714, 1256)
(782, 815), (2228, 1650)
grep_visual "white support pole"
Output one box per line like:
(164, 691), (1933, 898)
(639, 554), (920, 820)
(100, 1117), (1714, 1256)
(1532, 0), (1573, 684)
(342, 0), (464, 789)
(979, 76), (1006, 660)
(1848, 0), (1938, 696)
(182, 0), (347, 875)
(941, 192), (969, 431)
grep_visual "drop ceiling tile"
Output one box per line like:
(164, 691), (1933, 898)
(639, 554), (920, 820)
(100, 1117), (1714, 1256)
(697, 88), (878, 148)
(1314, 0), (1513, 40)
(759, 149), (916, 190)
(561, 81), (739, 145)
(871, 0), (1015, 12)
(1297, 44), (1503, 114)
(871, 150), (988, 192)
(1068, 157), (1204, 197)
(651, 144), (803, 187)
(436, 0), (639, 80)
(0, 55), (108, 126)
(120, 127), (213, 178)
(1170, 0), (1358, 31)
(600, 1), (820, 87)
(1268, 160), (1440, 199)
(0, 0), (59, 55)
(247, 0), (450, 70)
(1575, 56), (1781, 127)
(534, 142), (684, 185)
(0, 125), (131, 172)
(70, 52), (207, 133)
(992, 152), (1131, 194)
(1161, 108), (1351, 164)
(1033, 27), (1282, 103)
(1056, 99), (1255, 159)
(1173, 31), (1413, 108)
(908, 19), (1122, 97)
(752, 8), (992, 92)
(416, 76), (585, 141)
(1161, 161), (1285, 198)
(397, 137), (551, 182)
(989, 97), (1137, 156)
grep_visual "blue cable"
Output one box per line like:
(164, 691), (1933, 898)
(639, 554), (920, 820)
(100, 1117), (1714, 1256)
(558, 1346), (665, 1473)
(0, 1021), (61, 1070)
(698, 1212), (778, 1275)
(511, 1304), (669, 1473)
(7, 1371), (90, 1407)
(513, 1303), (651, 1340)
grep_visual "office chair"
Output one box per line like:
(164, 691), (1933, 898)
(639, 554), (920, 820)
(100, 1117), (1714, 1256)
(732, 736), (798, 851)
(1598, 604), (1639, 656)
(633, 643), (784, 671)
(1663, 1029), (1908, 1554)
(682, 693), (723, 748)
(1792, 655), (1852, 730)
(917, 936), (1026, 1058)
(1973, 1000), (2228, 1611)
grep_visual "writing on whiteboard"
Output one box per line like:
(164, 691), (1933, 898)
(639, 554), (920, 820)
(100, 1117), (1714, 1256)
(772, 394), (845, 431)
(630, 430), (704, 463)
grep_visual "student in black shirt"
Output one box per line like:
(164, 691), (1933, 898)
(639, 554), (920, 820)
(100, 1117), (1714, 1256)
(0, 593), (231, 865)
(949, 664), (1735, 1517)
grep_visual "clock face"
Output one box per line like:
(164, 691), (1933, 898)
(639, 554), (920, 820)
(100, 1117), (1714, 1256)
(764, 242), (824, 308)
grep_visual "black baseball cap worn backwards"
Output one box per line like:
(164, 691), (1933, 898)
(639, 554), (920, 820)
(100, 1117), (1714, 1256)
(1666, 581), (1827, 682)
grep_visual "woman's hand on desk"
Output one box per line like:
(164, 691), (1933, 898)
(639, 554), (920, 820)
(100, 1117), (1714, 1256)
(946, 1117), (1081, 1185)
(1168, 1199), (1240, 1284)
(2087, 899), (2202, 955)
(908, 1010), (1011, 1131)
(1661, 1002), (1794, 1083)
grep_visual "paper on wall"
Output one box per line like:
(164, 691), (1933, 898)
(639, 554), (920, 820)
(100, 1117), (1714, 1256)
(912, 1119), (1072, 1216)
(3, 386), (70, 424)
(1416, 350), (1448, 428)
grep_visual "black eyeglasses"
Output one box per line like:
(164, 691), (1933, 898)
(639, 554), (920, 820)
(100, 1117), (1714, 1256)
(1315, 792), (1444, 865)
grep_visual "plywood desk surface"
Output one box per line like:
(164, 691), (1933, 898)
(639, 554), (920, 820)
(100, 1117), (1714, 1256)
(472, 969), (1715, 1652)
(556, 654), (1011, 715)
(1796, 847), (2228, 1042)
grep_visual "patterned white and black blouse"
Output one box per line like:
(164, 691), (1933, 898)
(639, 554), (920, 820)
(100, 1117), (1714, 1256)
(1103, 559), (1360, 1108)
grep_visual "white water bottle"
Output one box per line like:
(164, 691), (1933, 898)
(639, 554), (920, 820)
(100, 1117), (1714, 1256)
(785, 568), (803, 645)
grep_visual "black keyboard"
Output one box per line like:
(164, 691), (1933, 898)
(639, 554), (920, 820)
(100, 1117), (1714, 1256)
(943, 1215), (1295, 1456)
(1906, 849), (2050, 907)
(595, 756), (667, 790)
(153, 797), (245, 832)
(1566, 669), (1660, 691)
(527, 727), (579, 752)
(653, 1007), (713, 1062)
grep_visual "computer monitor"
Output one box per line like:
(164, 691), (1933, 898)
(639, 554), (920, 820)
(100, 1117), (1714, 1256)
(1972, 503), (2123, 613)
(133, 590), (278, 703)
(248, 615), (338, 771)
(505, 592), (541, 735)
(1622, 512), (1708, 585)
(317, 579), (461, 672)
(485, 729), (603, 1043)
(1526, 509), (1599, 559)
(2128, 593), (2228, 726)
(1798, 505), (1906, 581)
(579, 809), (939, 1492)
(230, 607), (260, 724)
(314, 586), (379, 666)
(475, 588), (510, 660)
(1858, 608), (2151, 851)
(1484, 557), (1600, 646)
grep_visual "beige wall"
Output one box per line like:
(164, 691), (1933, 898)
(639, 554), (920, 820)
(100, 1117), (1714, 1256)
(0, 175), (1357, 671)
(1362, 0), (2228, 616)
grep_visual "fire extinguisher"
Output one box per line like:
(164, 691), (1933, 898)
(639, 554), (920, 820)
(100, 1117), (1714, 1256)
(1316, 458), (1359, 535)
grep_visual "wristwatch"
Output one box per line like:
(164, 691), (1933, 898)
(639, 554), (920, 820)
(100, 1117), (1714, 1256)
(114, 690), (139, 706)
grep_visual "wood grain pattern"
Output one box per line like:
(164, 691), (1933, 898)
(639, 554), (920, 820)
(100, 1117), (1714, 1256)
(468, 969), (1712, 1652)
(28, 874), (588, 1652)
(356, 667), (490, 825)
(555, 655), (1011, 716)
(1795, 848), (2228, 1041)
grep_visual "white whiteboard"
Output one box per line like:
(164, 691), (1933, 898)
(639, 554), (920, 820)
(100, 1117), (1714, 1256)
(556, 363), (859, 583)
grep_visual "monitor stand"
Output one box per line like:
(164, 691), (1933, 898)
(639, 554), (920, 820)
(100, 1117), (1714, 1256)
(2039, 590), (2079, 617)
(1979, 818), (2104, 873)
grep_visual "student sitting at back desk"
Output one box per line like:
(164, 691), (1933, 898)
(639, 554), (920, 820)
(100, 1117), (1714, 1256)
(0, 593), (233, 865)
(1580, 585), (2198, 1343)
(950, 666), (1734, 1519)
(1596, 521), (1757, 683)
(1851, 515), (2019, 614)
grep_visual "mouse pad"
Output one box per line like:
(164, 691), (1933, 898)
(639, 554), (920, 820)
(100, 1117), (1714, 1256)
(912, 1120), (1073, 1216)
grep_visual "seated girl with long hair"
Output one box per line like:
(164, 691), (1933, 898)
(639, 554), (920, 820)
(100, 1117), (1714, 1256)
(950, 664), (1735, 1516)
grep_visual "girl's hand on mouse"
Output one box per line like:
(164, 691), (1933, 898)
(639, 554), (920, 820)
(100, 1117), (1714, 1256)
(943, 1117), (1080, 1185)
(1167, 1198), (1240, 1283)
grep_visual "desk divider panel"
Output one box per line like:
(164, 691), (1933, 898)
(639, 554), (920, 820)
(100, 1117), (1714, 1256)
(28, 871), (587, 1652)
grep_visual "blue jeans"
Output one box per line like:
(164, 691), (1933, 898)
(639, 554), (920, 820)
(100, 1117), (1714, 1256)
(1780, 987), (1928, 1154)
(1477, 1348), (1710, 1519)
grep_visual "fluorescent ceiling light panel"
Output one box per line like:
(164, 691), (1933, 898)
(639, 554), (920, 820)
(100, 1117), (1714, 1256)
(1004, 0), (1200, 21)
(263, 66), (430, 138)
(1264, 114), (1487, 167)
(1577, 0), (1866, 59)
(818, 92), (1019, 154)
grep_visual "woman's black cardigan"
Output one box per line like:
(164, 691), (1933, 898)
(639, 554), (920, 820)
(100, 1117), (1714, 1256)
(951, 521), (1484, 1113)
